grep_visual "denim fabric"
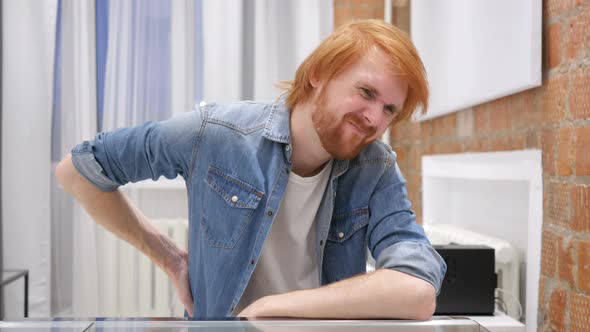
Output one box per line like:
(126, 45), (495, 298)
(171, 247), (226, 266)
(71, 100), (446, 317)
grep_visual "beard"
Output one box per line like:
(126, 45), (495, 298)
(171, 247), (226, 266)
(311, 101), (377, 160)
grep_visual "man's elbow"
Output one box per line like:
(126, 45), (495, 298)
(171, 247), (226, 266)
(55, 154), (76, 192)
(411, 282), (436, 320)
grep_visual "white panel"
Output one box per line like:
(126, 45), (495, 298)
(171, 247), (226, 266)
(411, 0), (542, 120)
(422, 150), (542, 332)
(2, 0), (57, 317)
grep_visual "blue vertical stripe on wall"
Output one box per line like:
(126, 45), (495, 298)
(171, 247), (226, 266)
(95, 0), (109, 132)
(51, 0), (63, 161)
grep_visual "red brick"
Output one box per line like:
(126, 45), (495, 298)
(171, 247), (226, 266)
(527, 129), (542, 149)
(406, 122), (421, 141)
(539, 275), (548, 311)
(556, 126), (574, 176)
(572, 185), (590, 232)
(390, 125), (405, 142)
(577, 240), (590, 292)
(510, 90), (536, 130)
(351, 6), (376, 20)
(570, 292), (590, 332)
(511, 134), (527, 150)
(390, 121), (420, 143)
(473, 105), (490, 135)
(542, 75), (569, 123)
(481, 138), (494, 152)
(431, 113), (456, 138)
(491, 137), (512, 151)
(420, 121), (433, 142)
(570, 68), (590, 120)
(352, 0), (383, 8)
(549, 287), (567, 332)
(465, 139), (484, 152)
(395, 145), (408, 164)
(489, 98), (511, 132)
(541, 229), (560, 277)
(565, 7), (590, 60)
(438, 142), (461, 154)
(375, 8), (384, 20)
(547, 181), (570, 227)
(544, 0), (575, 21)
(334, 0), (351, 7)
(408, 146), (421, 171)
(334, 6), (353, 28)
(547, 23), (562, 69)
(558, 238), (575, 285)
(575, 125), (590, 175)
(543, 128), (557, 175)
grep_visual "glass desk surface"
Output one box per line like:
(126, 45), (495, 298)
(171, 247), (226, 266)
(0, 317), (491, 332)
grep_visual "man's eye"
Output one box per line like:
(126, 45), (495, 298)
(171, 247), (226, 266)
(360, 87), (372, 99)
(384, 106), (396, 115)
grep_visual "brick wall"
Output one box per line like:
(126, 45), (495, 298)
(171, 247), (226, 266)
(333, 0), (590, 330)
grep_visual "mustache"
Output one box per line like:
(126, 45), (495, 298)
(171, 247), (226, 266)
(343, 112), (377, 135)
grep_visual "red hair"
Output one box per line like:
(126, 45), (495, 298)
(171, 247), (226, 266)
(281, 19), (428, 123)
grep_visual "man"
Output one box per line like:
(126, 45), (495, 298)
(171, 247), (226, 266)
(56, 19), (446, 319)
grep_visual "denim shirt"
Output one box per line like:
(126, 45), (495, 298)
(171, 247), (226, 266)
(71, 100), (446, 318)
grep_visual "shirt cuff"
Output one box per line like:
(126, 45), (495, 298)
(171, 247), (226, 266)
(376, 241), (447, 295)
(71, 140), (120, 192)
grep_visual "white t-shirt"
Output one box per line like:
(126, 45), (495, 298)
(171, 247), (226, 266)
(234, 160), (333, 314)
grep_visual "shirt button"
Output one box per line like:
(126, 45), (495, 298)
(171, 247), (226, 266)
(231, 196), (238, 203)
(319, 240), (324, 246)
(338, 232), (345, 239)
(267, 210), (273, 216)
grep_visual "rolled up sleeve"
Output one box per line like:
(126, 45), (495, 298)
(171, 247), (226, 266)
(71, 140), (121, 191)
(376, 241), (446, 295)
(70, 109), (203, 192)
(367, 157), (446, 295)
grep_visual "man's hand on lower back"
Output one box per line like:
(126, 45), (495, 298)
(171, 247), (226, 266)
(168, 249), (194, 316)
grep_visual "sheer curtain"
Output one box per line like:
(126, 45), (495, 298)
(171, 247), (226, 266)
(202, 0), (333, 103)
(102, 0), (174, 131)
(2, 0), (57, 317)
(94, 0), (201, 316)
(51, 0), (100, 316)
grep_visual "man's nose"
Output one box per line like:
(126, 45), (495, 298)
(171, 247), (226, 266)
(362, 102), (384, 126)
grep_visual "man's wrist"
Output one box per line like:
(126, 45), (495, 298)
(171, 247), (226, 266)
(143, 228), (186, 276)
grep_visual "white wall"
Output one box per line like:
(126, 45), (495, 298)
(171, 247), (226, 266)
(1, 0), (57, 317)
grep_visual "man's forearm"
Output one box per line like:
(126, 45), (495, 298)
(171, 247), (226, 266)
(55, 153), (184, 275)
(241, 269), (436, 320)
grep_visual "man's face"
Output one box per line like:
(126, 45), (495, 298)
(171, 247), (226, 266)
(311, 48), (408, 160)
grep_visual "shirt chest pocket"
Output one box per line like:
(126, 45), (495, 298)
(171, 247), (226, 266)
(201, 165), (264, 249)
(327, 207), (370, 244)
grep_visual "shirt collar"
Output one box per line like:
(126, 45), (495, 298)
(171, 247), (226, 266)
(262, 98), (291, 144)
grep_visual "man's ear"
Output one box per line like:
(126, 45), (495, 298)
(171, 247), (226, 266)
(309, 73), (321, 88)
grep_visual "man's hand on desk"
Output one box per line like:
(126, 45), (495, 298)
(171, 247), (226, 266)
(237, 269), (436, 320)
(237, 296), (275, 318)
(168, 249), (194, 316)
